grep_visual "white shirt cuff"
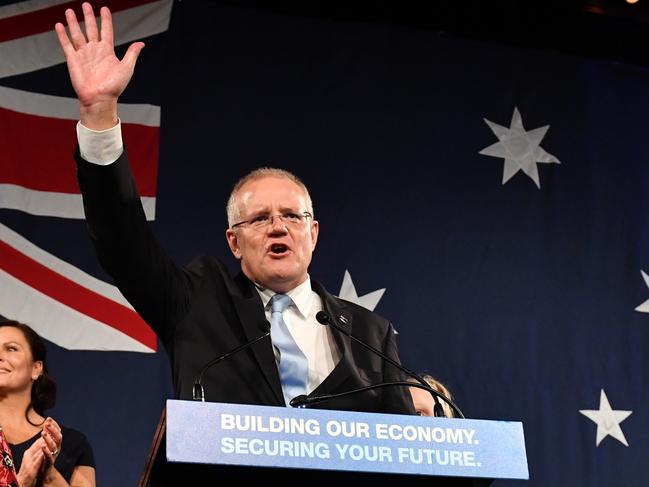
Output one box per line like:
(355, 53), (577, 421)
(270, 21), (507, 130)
(77, 120), (124, 165)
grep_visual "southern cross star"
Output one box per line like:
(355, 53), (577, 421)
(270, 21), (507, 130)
(579, 389), (632, 447)
(337, 270), (385, 312)
(479, 107), (560, 188)
(635, 270), (649, 313)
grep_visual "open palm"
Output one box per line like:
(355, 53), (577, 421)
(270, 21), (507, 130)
(55, 3), (143, 113)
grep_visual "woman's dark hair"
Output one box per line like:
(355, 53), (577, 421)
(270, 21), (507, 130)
(0, 320), (57, 424)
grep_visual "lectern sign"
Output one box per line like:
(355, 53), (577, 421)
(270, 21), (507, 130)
(166, 400), (528, 479)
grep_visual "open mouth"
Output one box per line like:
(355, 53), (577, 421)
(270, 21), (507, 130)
(269, 243), (289, 255)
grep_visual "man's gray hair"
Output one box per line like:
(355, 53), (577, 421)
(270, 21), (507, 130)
(226, 167), (314, 228)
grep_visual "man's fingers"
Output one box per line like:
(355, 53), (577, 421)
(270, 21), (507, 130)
(54, 22), (75, 57)
(100, 6), (114, 47)
(122, 42), (145, 71)
(65, 7), (87, 50)
(82, 2), (99, 42)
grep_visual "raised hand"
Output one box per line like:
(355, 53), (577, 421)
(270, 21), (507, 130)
(54, 2), (144, 130)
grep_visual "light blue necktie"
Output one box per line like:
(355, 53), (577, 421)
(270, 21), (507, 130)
(270, 294), (308, 405)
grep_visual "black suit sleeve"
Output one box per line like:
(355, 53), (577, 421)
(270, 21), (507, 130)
(75, 148), (194, 344)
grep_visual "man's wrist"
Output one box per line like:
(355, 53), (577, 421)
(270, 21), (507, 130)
(79, 100), (119, 131)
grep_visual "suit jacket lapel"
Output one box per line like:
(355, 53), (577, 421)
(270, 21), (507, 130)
(228, 273), (284, 404)
(226, 275), (357, 403)
(311, 280), (357, 395)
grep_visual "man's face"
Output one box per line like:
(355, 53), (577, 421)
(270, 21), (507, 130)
(226, 176), (319, 293)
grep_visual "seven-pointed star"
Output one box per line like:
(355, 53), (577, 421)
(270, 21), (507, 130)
(635, 270), (649, 313)
(479, 107), (560, 188)
(579, 389), (632, 447)
(337, 270), (385, 311)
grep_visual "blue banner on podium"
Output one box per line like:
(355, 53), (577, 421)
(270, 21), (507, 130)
(166, 400), (528, 480)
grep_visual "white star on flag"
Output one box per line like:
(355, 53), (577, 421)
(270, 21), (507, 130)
(479, 107), (560, 188)
(579, 389), (632, 446)
(337, 270), (385, 311)
(635, 270), (649, 313)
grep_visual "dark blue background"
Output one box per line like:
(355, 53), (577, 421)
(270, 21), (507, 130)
(2, 1), (648, 484)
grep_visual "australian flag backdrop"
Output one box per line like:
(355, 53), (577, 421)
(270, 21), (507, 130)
(1, 0), (648, 485)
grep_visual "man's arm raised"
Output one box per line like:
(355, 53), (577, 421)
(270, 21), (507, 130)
(54, 3), (193, 340)
(54, 2), (144, 130)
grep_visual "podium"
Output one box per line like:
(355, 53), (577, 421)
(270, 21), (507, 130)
(140, 400), (528, 486)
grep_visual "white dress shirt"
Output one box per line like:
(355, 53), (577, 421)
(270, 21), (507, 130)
(256, 277), (340, 394)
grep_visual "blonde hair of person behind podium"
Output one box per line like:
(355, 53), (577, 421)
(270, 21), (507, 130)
(409, 373), (455, 418)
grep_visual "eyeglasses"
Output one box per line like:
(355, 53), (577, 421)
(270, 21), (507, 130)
(231, 211), (313, 230)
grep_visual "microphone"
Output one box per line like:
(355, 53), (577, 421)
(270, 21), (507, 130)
(290, 381), (432, 406)
(310, 311), (464, 418)
(290, 382), (463, 418)
(192, 321), (271, 401)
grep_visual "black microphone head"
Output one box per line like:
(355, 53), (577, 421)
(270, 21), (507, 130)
(259, 320), (271, 333)
(315, 311), (330, 325)
(289, 395), (309, 407)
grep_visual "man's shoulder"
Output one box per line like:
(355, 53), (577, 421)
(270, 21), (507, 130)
(184, 255), (254, 297)
(336, 297), (389, 324)
(185, 254), (229, 273)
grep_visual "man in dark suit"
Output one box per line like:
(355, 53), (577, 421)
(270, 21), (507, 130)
(56, 4), (414, 416)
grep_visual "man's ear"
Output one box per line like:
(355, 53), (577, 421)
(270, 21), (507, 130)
(310, 220), (319, 251)
(226, 229), (242, 260)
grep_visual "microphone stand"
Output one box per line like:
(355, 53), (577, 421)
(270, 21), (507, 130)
(192, 325), (271, 401)
(315, 311), (459, 418)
